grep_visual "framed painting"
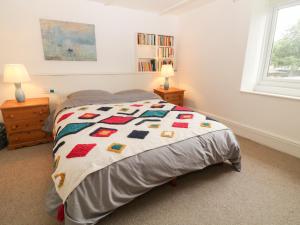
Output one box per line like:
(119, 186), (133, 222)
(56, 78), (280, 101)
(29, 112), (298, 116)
(40, 19), (97, 61)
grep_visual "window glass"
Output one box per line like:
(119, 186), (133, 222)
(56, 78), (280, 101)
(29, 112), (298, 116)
(268, 4), (300, 79)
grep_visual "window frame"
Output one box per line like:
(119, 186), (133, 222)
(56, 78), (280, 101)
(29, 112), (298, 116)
(255, 0), (300, 96)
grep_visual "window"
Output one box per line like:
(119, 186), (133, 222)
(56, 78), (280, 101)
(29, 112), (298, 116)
(268, 4), (300, 79)
(255, 0), (300, 98)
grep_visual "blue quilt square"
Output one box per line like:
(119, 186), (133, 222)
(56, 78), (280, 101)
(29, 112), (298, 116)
(127, 130), (149, 139)
(139, 110), (169, 118)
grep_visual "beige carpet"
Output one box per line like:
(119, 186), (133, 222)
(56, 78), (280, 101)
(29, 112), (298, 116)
(0, 137), (299, 225)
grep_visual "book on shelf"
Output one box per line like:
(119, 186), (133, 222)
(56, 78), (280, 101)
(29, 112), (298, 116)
(137, 33), (156, 46)
(158, 35), (173, 46)
(158, 47), (174, 58)
(138, 59), (156, 72)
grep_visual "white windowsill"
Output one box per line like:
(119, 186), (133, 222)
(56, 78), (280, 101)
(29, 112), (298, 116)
(240, 88), (300, 101)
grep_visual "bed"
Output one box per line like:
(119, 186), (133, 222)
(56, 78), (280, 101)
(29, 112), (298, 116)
(45, 89), (241, 225)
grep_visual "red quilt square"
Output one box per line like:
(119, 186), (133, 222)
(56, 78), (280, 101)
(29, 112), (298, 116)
(79, 113), (100, 119)
(90, 127), (117, 137)
(177, 114), (194, 119)
(66, 144), (96, 158)
(131, 104), (144, 107)
(172, 106), (192, 112)
(100, 116), (135, 125)
(172, 122), (189, 128)
(57, 112), (74, 123)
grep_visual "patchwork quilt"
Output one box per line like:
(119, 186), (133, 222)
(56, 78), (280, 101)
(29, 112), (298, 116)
(52, 99), (228, 201)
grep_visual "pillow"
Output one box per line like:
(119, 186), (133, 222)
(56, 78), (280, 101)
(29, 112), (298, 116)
(43, 89), (160, 133)
(114, 89), (159, 102)
(67, 90), (112, 99)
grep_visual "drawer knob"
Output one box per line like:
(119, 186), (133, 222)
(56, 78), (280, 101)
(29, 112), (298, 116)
(10, 114), (14, 118)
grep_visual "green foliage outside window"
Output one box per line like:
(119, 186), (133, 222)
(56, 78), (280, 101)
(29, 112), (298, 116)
(271, 20), (300, 72)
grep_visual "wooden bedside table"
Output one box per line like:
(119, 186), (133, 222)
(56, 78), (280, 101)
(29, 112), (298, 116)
(0, 97), (52, 150)
(154, 87), (185, 106)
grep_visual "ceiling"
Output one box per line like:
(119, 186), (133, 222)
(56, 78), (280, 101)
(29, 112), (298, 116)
(90, 0), (216, 15)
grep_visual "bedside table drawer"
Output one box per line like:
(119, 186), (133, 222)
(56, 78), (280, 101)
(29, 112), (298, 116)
(8, 130), (48, 144)
(2, 106), (49, 122)
(5, 118), (46, 134)
(164, 94), (182, 102)
(169, 100), (183, 106)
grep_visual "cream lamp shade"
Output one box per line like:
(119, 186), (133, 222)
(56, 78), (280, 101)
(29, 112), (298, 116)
(161, 64), (174, 78)
(3, 64), (31, 102)
(160, 64), (174, 90)
(3, 64), (31, 83)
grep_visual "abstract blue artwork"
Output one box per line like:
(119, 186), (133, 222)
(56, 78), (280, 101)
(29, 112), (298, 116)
(40, 19), (97, 61)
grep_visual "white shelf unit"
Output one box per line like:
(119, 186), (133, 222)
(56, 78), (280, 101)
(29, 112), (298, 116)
(136, 33), (175, 73)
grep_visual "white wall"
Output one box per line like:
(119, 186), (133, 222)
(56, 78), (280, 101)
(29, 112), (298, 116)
(177, 0), (300, 157)
(0, 0), (178, 111)
(1, 0), (299, 157)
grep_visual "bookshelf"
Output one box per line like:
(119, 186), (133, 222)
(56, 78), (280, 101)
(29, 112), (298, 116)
(136, 33), (175, 73)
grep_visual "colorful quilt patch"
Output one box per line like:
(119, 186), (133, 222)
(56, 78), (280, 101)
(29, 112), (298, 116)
(53, 141), (65, 156)
(78, 107), (89, 111)
(107, 143), (126, 154)
(119, 108), (129, 112)
(135, 119), (161, 125)
(79, 113), (100, 119)
(131, 104), (144, 107)
(54, 173), (66, 188)
(172, 106), (193, 112)
(161, 131), (175, 138)
(172, 122), (189, 128)
(54, 155), (61, 170)
(127, 130), (149, 139)
(177, 114), (194, 119)
(66, 144), (97, 158)
(55, 126), (62, 135)
(139, 110), (169, 118)
(55, 123), (95, 143)
(97, 107), (113, 111)
(118, 109), (139, 116)
(90, 127), (117, 137)
(206, 116), (217, 122)
(200, 122), (212, 128)
(151, 104), (165, 109)
(148, 124), (160, 128)
(57, 112), (74, 123)
(100, 116), (135, 125)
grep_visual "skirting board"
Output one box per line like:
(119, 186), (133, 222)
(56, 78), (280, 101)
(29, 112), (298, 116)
(198, 109), (300, 159)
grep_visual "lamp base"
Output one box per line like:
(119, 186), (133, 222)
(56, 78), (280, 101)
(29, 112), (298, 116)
(164, 77), (170, 90)
(14, 83), (25, 103)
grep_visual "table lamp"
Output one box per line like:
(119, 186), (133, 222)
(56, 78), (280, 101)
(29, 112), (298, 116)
(3, 64), (31, 103)
(161, 64), (174, 90)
